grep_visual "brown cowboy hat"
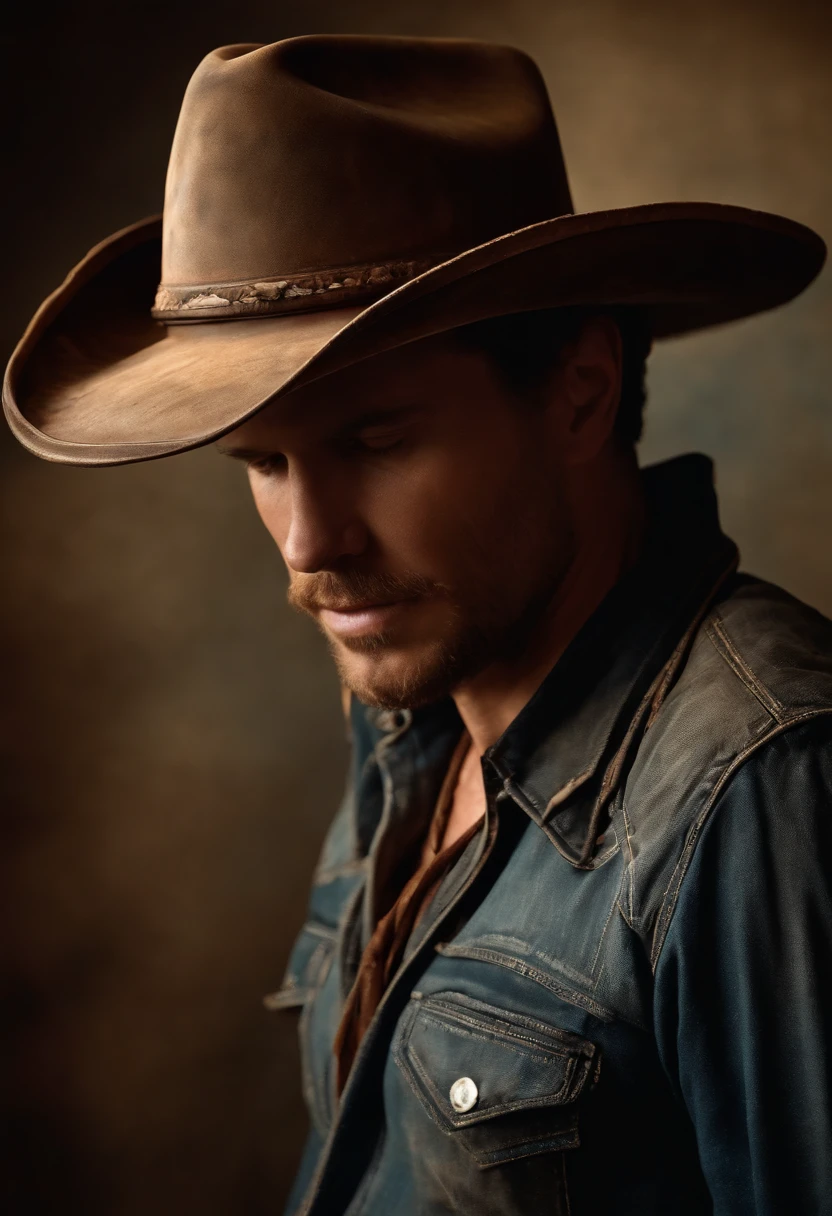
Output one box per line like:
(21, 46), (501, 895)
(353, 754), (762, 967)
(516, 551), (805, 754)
(3, 35), (826, 467)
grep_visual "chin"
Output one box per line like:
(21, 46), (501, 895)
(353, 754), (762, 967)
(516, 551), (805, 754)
(330, 636), (468, 710)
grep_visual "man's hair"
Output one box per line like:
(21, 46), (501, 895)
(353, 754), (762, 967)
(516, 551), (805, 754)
(452, 306), (653, 445)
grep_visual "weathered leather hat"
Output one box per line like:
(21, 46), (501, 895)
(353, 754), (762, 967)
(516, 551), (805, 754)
(4, 35), (826, 466)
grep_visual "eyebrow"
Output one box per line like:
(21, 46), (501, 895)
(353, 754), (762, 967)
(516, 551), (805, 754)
(216, 403), (424, 461)
(216, 445), (273, 462)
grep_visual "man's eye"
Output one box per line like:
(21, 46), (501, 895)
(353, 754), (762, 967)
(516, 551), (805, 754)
(351, 430), (404, 453)
(246, 454), (287, 475)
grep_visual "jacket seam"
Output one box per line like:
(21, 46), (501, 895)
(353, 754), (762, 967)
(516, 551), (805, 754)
(589, 892), (619, 978)
(434, 942), (623, 1024)
(439, 933), (599, 993)
(618, 801), (636, 926)
(649, 708), (832, 971)
(418, 1010), (573, 1066)
(706, 616), (786, 721)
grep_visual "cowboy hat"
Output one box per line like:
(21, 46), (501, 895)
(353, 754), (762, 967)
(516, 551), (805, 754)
(3, 35), (825, 467)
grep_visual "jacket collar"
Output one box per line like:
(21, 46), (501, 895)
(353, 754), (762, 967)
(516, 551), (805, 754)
(362, 454), (738, 870)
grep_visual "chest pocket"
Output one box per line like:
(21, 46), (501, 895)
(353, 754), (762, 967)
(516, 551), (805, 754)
(393, 990), (600, 1168)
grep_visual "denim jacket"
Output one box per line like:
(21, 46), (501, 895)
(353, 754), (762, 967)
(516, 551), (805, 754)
(273, 454), (832, 1216)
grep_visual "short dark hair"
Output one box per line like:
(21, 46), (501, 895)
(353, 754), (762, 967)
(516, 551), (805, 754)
(452, 306), (653, 445)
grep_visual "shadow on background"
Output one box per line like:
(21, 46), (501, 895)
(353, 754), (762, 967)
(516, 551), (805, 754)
(1, 1), (830, 1212)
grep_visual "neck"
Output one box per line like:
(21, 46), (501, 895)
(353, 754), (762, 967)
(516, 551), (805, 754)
(452, 450), (646, 756)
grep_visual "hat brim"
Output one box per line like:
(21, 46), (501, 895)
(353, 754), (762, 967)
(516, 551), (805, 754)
(4, 202), (825, 466)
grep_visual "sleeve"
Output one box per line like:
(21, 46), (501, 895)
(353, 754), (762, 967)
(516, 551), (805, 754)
(653, 716), (832, 1216)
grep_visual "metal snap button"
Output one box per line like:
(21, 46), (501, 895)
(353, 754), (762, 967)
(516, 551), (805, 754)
(449, 1076), (478, 1113)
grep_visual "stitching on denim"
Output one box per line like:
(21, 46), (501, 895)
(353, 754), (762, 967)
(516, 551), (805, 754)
(473, 1125), (580, 1163)
(589, 891), (618, 978)
(298, 990), (328, 1138)
(592, 841), (622, 866)
(649, 717), (773, 968)
(424, 999), (574, 1050)
(424, 992), (597, 1051)
(390, 1002), (441, 1119)
(421, 1004), (575, 1061)
(619, 802), (636, 924)
(537, 817), (596, 869)
(439, 935), (597, 994)
(650, 708), (832, 969)
(293, 935), (337, 1136)
(270, 925), (337, 1009)
(294, 921), (339, 942)
(435, 943), (618, 1023)
(395, 1033), (579, 1156)
(611, 801), (636, 929)
(392, 999), (588, 1172)
(418, 1011), (572, 1069)
(408, 1034), (571, 1111)
(392, 1036), (449, 1131)
(478, 1135), (579, 1173)
(406, 1038), (576, 1119)
(312, 858), (367, 884)
(504, 776), (545, 818)
(542, 766), (596, 820)
(309, 938), (335, 990)
(707, 617), (785, 721)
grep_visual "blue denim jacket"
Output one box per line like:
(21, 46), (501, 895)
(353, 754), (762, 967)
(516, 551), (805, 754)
(274, 454), (832, 1216)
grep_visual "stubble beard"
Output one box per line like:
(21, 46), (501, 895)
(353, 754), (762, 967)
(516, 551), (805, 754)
(286, 568), (476, 709)
(287, 484), (573, 711)
(321, 553), (571, 711)
(325, 606), (494, 710)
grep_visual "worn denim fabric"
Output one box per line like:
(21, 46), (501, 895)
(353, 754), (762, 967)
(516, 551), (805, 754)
(272, 454), (832, 1216)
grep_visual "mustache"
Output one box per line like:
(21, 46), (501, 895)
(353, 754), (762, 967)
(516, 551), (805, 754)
(287, 569), (441, 614)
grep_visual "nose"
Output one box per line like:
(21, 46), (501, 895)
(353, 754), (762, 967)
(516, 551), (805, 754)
(279, 464), (367, 573)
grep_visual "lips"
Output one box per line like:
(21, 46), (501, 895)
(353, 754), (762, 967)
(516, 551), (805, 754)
(319, 599), (416, 638)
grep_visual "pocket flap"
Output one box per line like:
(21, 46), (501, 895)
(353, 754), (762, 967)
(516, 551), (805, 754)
(395, 991), (600, 1166)
(263, 921), (337, 1011)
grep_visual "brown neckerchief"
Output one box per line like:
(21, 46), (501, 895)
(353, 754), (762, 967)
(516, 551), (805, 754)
(333, 732), (481, 1095)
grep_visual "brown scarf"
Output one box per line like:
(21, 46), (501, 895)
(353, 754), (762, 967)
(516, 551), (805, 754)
(333, 733), (481, 1095)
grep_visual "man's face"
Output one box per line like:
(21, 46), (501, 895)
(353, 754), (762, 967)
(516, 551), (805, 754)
(220, 331), (582, 709)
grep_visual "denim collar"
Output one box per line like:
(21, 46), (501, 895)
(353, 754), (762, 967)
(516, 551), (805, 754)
(361, 453), (738, 870)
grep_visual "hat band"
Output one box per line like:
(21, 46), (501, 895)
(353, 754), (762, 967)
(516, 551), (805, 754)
(151, 255), (441, 322)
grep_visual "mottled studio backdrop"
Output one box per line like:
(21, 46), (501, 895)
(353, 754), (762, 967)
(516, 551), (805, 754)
(1, 1), (830, 1213)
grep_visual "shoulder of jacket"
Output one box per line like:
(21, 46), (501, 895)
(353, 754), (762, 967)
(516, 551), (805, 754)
(705, 574), (832, 718)
(615, 574), (832, 964)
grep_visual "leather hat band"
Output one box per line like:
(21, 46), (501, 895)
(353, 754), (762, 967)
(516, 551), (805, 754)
(151, 256), (439, 322)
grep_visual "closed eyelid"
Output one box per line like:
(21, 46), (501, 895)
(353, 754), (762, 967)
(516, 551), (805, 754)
(355, 422), (407, 439)
(246, 452), (288, 473)
(343, 404), (423, 434)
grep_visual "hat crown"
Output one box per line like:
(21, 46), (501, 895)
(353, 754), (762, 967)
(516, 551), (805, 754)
(160, 35), (573, 292)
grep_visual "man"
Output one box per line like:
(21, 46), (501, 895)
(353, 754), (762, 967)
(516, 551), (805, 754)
(4, 33), (831, 1216)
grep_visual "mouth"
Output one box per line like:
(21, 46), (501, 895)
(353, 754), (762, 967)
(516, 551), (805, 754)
(318, 599), (417, 637)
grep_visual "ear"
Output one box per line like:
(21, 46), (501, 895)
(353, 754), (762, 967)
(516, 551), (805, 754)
(555, 315), (623, 464)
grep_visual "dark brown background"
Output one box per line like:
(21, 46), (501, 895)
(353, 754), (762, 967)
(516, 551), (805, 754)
(2, 1), (830, 1213)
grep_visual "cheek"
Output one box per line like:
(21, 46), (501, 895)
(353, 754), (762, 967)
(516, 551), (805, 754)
(370, 433), (537, 581)
(248, 474), (290, 552)
(446, 438), (568, 592)
(365, 469), (445, 567)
